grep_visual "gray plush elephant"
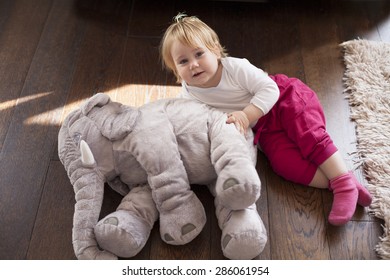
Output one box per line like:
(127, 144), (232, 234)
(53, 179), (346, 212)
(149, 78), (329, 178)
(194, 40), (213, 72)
(58, 93), (267, 260)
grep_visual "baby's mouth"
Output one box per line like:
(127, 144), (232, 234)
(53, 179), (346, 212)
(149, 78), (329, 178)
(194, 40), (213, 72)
(193, 71), (204, 77)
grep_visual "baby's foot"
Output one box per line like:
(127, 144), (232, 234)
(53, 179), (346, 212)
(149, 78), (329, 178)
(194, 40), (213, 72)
(349, 171), (372, 207)
(328, 173), (358, 226)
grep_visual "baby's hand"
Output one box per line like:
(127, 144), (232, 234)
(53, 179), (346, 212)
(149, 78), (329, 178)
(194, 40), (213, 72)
(226, 111), (250, 135)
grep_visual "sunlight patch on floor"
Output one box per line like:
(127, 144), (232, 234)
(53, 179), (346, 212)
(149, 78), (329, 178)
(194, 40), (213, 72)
(0, 92), (53, 111)
(21, 84), (181, 126)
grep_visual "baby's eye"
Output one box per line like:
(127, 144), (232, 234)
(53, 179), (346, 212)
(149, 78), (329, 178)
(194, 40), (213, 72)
(195, 51), (204, 58)
(178, 59), (188, 65)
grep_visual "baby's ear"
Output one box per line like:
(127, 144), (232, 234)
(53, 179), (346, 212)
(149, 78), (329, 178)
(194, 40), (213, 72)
(212, 44), (222, 58)
(215, 50), (222, 59)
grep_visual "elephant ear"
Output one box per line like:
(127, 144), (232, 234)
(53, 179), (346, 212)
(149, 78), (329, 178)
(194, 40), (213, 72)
(81, 93), (139, 141)
(81, 92), (111, 115)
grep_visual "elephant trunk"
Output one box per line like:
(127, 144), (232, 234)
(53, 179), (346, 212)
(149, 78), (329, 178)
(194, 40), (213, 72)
(68, 156), (116, 259)
(58, 120), (116, 260)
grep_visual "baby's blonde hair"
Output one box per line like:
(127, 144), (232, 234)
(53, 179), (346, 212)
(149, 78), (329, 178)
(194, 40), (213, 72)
(160, 13), (228, 83)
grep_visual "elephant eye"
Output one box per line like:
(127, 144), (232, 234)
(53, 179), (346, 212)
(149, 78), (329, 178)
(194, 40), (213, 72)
(73, 133), (82, 144)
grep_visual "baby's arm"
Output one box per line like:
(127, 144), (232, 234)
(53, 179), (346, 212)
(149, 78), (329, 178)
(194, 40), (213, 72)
(225, 58), (279, 134)
(226, 104), (264, 135)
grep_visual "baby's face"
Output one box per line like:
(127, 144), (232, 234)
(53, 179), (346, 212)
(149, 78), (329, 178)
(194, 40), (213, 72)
(170, 41), (222, 88)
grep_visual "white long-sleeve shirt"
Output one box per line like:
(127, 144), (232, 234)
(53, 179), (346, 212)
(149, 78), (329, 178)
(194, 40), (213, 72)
(179, 57), (280, 116)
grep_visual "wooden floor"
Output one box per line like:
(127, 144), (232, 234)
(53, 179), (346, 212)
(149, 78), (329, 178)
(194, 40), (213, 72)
(0, 0), (389, 260)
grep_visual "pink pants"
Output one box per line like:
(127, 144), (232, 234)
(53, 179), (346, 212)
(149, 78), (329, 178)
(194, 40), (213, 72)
(253, 74), (338, 185)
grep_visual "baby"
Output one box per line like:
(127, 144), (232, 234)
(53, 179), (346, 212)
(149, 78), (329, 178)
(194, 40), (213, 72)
(159, 13), (372, 226)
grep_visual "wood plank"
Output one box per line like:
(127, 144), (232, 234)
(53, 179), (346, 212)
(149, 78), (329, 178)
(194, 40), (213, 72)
(211, 1), (269, 65)
(208, 203), (225, 260)
(0, 0), (53, 151)
(259, 2), (305, 79)
(60, 0), (132, 117)
(254, 153), (271, 260)
(267, 171), (330, 259)
(114, 37), (179, 106)
(328, 220), (382, 260)
(27, 161), (76, 259)
(0, 0), (88, 259)
(52, 0), (134, 160)
(74, 0), (132, 36)
(335, 0), (382, 42)
(364, 0), (390, 42)
(127, 0), (175, 38)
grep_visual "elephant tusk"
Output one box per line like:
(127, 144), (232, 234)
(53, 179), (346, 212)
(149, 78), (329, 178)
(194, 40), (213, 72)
(80, 140), (96, 166)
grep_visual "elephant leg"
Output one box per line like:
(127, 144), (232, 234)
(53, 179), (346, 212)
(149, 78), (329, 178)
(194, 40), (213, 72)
(212, 182), (267, 259)
(95, 185), (158, 258)
(131, 128), (206, 245)
(159, 191), (206, 245)
(209, 118), (261, 210)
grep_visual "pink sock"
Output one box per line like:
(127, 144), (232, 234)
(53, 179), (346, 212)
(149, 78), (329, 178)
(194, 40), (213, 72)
(349, 171), (372, 207)
(328, 173), (358, 226)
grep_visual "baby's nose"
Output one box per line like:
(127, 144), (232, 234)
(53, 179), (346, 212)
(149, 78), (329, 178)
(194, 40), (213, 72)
(190, 61), (199, 70)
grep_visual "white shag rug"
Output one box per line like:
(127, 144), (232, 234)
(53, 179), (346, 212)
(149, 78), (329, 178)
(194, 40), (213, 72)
(341, 39), (390, 259)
